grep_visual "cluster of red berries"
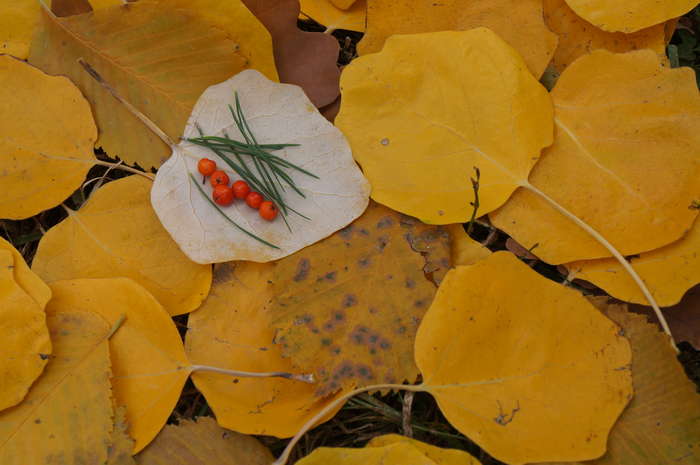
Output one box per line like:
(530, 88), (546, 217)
(197, 158), (278, 221)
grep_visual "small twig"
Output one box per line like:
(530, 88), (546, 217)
(107, 314), (127, 339)
(189, 364), (315, 383)
(92, 160), (154, 180)
(466, 167), (480, 235)
(402, 391), (415, 438)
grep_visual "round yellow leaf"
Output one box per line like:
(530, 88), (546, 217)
(47, 278), (190, 453)
(297, 442), (437, 465)
(367, 434), (482, 464)
(0, 250), (51, 412)
(0, 0), (40, 59)
(415, 252), (633, 464)
(300, 0), (366, 32)
(0, 55), (97, 220)
(336, 29), (553, 224)
(32, 175), (212, 316)
(564, 0), (698, 33)
(491, 50), (700, 263)
(186, 261), (348, 438)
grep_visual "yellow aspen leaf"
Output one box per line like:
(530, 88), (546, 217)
(490, 50), (700, 264)
(567, 217), (700, 307)
(47, 278), (191, 453)
(415, 252), (632, 464)
(89, 0), (123, 8)
(330, 0), (357, 9)
(367, 434), (482, 464)
(543, 0), (668, 74)
(269, 202), (448, 396)
(32, 175), (212, 316)
(0, 250), (51, 412)
(0, 312), (113, 465)
(186, 261), (348, 437)
(108, 406), (137, 465)
(446, 224), (491, 267)
(300, 0), (366, 33)
(27, 1), (253, 169)
(135, 417), (273, 465)
(297, 441), (437, 465)
(357, 0), (558, 78)
(0, 0), (40, 59)
(0, 237), (51, 308)
(542, 299), (700, 465)
(0, 55), (97, 220)
(564, 0), (698, 33)
(337, 29), (553, 224)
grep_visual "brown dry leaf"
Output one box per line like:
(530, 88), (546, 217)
(32, 175), (212, 316)
(543, 0), (668, 74)
(136, 417), (273, 465)
(0, 0), (40, 59)
(367, 434), (482, 464)
(632, 285), (700, 350)
(28, 1), (254, 169)
(446, 224), (492, 267)
(47, 278), (191, 453)
(358, 0), (558, 78)
(300, 0), (366, 33)
(186, 261), (349, 437)
(108, 406), (137, 465)
(490, 49), (700, 264)
(0, 312), (113, 465)
(243, 0), (341, 107)
(269, 202), (449, 396)
(415, 252), (632, 464)
(543, 298), (700, 465)
(0, 55), (97, 220)
(564, 0), (698, 33)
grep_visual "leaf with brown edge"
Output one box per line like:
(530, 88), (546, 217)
(186, 261), (349, 438)
(367, 434), (483, 464)
(490, 49), (700, 264)
(415, 252), (632, 464)
(0, 312), (113, 465)
(631, 285), (700, 350)
(28, 0), (252, 169)
(242, 0), (341, 107)
(542, 297), (700, 465)
(47, 278), (190, 453)
(135, 417), (273, 465)
(269, 202), (448, 397)
(357, 0), (558, 78)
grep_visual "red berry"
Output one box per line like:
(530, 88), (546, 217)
(210, 170), (230, 187)
(213, 185), (234, 206)
(232, 180), (251, 199)
(197, 158), (217, 177)
(259, 201), (278, 221)
(245, 191), (263, 209)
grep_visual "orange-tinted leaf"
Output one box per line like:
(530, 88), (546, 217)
(297, 441), (437, 465)
(367, 434), (482, 464)
(300, 0), (366, 33)
(446, 224), (491, 267)
(0, 237), (51, 309)
(0, 0), (40, 59)
(108, 406), (137, 465)
(563, 0), (698, 33)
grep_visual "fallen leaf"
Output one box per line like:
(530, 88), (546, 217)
(47, 278), (191, 453)
(0, 312), (113, 465)
(32, 175), (212, 316)
(269, 202), (446, 396)
(88, 0), (123, 8)
(186, 261), (349, 437)
(563, 0), (698, 33)
(296, 441), (437, 465)
(151, 69), (370, 264)
(543, 298), (700, 465)
(330, 0), (356, 9)
(631, 285), (700, 349)
(243, 0), (341, 107)
(0, 237), (51, 308)
(446, 224), (491, 267)
(543, 0), (668, 73)
(367, 434), (482, 464)
(108, 406), (137, 465)
(415, 252), (632, 464)
(0, 250), (51, 412)
(336, 29), (553, 224)
(357, 0), (558, 78)
(0, 0), (40, 59)
(300, 0), (367, 33)
(28, 1), (254, 169)
(567, 217), (700, 307)
(51, 0), (92, 16)
(0, 55), (97, 220)
(491, 49), (700, 264)
(136, 417), (273, 465)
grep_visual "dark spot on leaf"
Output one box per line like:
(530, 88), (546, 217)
(39, 353), (50, 360)
(414, 299), (427, 308)
(380, 339), (391, 350)
(377, 216), (394, 229)
(324, 322), (335, 331)
(334, 311), (345, 321)
(321, 338), (332, 346)
(351, 332), (365, 344)
(213, 263), (234, 284)
(34, 418), (41, 424)
(339, 225), (353, 239)
(370, 348), (377, 355)
(405, 278), (416, 289)
(377, 236), (389, 251)
(369, 334), (379, 343)
(359, 228), (370, 236)
(332, 346), (341, 355)
(322, 271), (337, 282)
(397, 326), (407, 334)
(357, 256), (371, 268)
(343, 294), (358, 307)
(293, 258), (311, 282)
(233, 379), (239, 384)
(357, 365), (374, 380)
(369, 307), (378, 314)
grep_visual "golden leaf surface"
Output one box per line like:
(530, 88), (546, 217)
(564, 0), (698, 33)
(543, 299), (700, 465)
(108, 406), (137, 465)
(0, 312), (113, 465)
(543, 0), (667, 73)
(0, 55), (96, 220)
(47, 278), (190, 453)
(0, 237), (51, 308)
(357, 0), (558, 78)
(300, 0), (366, 33)
(330, 0), (357, 9)
(0, 0), (40, 59)
(269, 202), (447, 396)
(446, 224), (492, 267)
(135, 417), (273, 465)
(186, 261), (348, 437)
(297, 442), (437, 465)
(0, 250), (50, 412)
(415, 252), (633, 464)
(367, 434), (482, 464)
(28, 1), (253, 169)
(32, 175), (212, 316)
(336, 29), (553, 225)
(567, 217), (700, 307)
(491, 50), (700, 264)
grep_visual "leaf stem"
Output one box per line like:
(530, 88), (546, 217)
(92, 160), (154, 180)
(189, 364), (315, 383)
